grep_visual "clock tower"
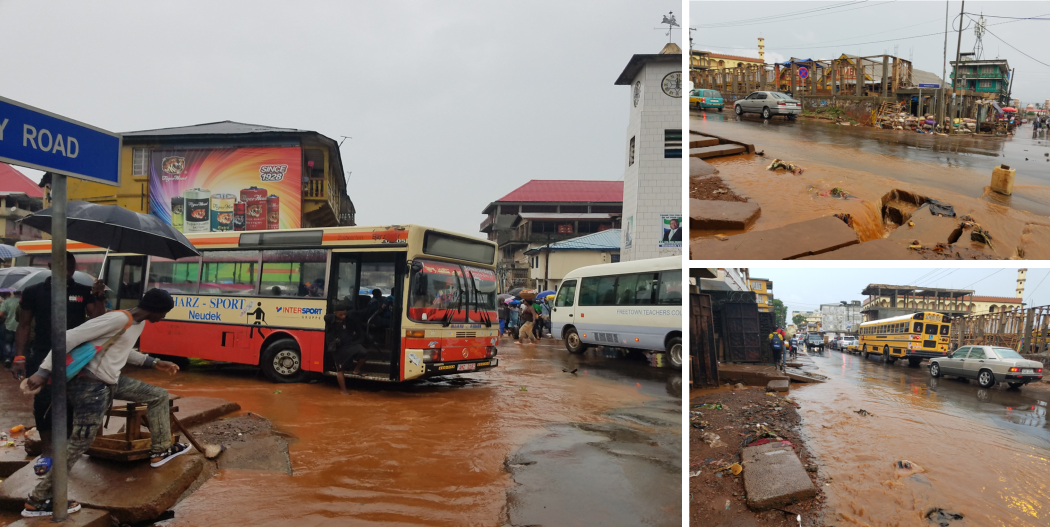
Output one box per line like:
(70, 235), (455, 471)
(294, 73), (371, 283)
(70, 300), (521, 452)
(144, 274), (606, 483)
(614, 41), (683, 261)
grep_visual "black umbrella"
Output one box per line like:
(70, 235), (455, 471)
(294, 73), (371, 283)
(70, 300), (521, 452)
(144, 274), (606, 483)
(508, 287), (524, 297)
(21, 201), (199, 260)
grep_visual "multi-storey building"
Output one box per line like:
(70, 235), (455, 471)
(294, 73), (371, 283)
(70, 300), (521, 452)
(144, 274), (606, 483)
(949, 53), (1011, 105)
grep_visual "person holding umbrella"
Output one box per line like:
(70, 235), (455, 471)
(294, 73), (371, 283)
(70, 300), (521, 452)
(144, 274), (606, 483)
(12, 252), (105, 460)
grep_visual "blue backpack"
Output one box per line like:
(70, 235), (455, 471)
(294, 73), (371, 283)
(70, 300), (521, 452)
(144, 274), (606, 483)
(771, 335), (783, 351)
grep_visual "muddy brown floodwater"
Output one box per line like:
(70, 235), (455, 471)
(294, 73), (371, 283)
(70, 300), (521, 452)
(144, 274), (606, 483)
(55, 337), (679, 527)
(793, 349), (1050, 526)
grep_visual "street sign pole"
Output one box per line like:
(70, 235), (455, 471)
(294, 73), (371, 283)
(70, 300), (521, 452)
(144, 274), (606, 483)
(50, 174), (69, 522)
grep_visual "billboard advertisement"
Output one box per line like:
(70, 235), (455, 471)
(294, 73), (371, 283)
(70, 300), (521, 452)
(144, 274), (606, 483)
(148, 147), (302, 232)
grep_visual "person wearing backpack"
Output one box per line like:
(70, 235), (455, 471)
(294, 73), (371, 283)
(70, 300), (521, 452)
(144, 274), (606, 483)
(20, 289), (187, 518)
(769, 330), (785, 371)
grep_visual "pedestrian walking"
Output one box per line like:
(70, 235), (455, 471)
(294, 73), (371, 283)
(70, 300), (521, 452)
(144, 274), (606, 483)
(769, 330), (785, 371)
(508, 301), (520, 338)
(12, 253), (106, 459)
(517, 303), (538, 345)
(0, 291), (18, 366)
(20, 289), (188, 518)
(498, 302), (509, 337)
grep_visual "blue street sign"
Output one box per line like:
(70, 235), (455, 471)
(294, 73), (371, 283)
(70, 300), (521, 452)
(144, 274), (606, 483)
(918, 83), (940, 89)
(798, 66), (809, 79)
(0, 95), (121, 186)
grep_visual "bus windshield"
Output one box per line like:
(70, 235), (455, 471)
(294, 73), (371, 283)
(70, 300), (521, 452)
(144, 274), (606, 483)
(408, 259), (497, 324)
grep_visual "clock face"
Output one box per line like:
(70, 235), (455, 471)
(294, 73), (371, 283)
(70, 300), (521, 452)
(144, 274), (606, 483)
(662, 71), (682, 98)
(633, 81), (641, 107)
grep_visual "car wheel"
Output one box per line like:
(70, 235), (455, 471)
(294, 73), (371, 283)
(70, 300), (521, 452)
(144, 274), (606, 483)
(977, 369), (996, 389)
(261, 338), (308, 383)
(930, 362), (941, 377)
(666, 337), (682, 367)
(762, 107), (772, 119)
(735, 105), (743, 116)
(1007, 382), (1024, 389)
(565, 327), (588, 354)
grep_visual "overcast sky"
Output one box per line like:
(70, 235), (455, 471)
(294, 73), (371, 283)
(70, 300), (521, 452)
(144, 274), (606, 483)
(0, 1), (679, 237)
(744, 268), (1050, 317)
(690, 1), (1050, 105)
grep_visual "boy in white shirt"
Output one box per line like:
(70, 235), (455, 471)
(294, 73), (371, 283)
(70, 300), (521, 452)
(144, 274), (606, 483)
(21, 289), (187, 518)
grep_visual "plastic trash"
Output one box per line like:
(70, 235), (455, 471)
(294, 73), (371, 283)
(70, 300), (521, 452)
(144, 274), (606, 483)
(9, 425), (24, 435)
(855, 409), (874, 417)
(894, 459), (926, 478)
(689, 470), (702, 478)
(926, 508), (964, 526)
(729, 462), (742, 475)
(766, 159), (805, 175)
(725, 499), (731, 510)
(924, 199), (956, 217)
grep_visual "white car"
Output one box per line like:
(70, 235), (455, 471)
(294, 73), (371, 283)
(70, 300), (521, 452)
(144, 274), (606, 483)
(929, 345), (1044, 389)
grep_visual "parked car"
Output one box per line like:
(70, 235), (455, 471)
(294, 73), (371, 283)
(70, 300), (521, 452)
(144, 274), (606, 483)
(734, 91), (801, 120)
(697, 89), (722, 111)
(839, 337), (858, 351)
(929, 345), (1045, 389)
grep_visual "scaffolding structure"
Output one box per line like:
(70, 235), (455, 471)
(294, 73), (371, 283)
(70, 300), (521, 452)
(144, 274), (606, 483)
(693, 54), (914, 98)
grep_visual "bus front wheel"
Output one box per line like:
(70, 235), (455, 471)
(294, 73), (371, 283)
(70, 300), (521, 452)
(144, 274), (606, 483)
(565, 328), (588, 354)
(261, 338), (308, 383)
(667, 337), (683, 367)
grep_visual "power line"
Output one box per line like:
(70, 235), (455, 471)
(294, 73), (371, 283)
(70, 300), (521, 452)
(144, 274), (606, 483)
(961, 269), (1004, 290)
(693, 0), (865, 29)
(695, 1), (896, 30)
(1024, 270), (1050, 305)
(963, 13), (1050, 20)
(973, 19), (1050, 69)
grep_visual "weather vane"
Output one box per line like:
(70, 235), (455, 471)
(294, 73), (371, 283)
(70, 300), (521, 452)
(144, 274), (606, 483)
(657, 11), (679, 43)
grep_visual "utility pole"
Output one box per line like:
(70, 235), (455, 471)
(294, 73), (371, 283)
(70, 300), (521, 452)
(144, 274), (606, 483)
(939, 0), (950, 127)
(951, 0), (965, 123)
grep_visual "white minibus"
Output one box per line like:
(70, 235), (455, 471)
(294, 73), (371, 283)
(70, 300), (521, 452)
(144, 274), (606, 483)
(550, 256), (682, 366)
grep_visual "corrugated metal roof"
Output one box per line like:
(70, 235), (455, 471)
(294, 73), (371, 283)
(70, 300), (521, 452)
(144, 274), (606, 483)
(497, 180), (623, 203)
(524, 229), (620, 253)
(123, 120), (306, 137)
(912, 69), (944, 86)
(0, 163), (44, 198)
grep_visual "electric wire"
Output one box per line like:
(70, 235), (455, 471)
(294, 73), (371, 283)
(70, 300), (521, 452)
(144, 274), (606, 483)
(693, 0), (868, 29)
(961, 269), (1005, 290)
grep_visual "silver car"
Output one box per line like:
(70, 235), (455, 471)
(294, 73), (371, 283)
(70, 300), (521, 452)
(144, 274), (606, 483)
(929, 345), (1045, 389)
(734, 91), (801, 120)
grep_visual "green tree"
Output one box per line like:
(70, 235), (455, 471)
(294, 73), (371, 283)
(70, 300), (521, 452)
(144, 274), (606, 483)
(792, 313), (807, 328)
(771, 299), (787, 328)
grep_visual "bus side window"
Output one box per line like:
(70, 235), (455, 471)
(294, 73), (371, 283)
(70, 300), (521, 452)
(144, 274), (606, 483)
(555, 280), (576, 307)
(578, 277), (599, 306)
(260, 249), (327, 297)
(658, 270), (682, 305)
(596, 276), (617, 306)
(148, 255), (201, 294)
(615, 274), (639, 306)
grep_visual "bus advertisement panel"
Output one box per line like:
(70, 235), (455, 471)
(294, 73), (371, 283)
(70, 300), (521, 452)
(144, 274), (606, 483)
(147, 147), (303, 233)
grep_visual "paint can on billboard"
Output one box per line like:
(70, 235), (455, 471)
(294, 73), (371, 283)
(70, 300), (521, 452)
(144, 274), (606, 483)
(210, 193), (236, 232)
(239, 187), (268, 231)
(233, 201), (246, 231)
(183, 188), (211, 233)
(170, 197), (185, 232)
(267, 195), (280, 230)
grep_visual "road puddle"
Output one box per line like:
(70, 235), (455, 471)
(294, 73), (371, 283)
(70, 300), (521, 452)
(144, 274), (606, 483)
(793, 352), (1050, 526)
(117, 338), (671, 526)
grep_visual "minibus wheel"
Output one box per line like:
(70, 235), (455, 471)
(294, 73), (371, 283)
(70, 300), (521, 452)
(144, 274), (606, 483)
(261, 338), (307, 383)
(565, 327), (588, 354)
(666, 337), (682, 367)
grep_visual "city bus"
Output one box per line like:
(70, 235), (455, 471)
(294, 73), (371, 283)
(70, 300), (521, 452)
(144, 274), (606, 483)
(549, 256), (682, 367)
(858, 312), (952, 366)
(15, 225), (500, 383)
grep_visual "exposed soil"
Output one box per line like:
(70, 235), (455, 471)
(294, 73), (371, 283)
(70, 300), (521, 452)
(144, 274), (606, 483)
(190, 412), (279, 446)
(692, 176), (749, 202)
(689, 386), (825, 527)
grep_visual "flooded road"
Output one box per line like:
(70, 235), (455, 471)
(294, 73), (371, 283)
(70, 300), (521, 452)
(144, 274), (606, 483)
(22, 338), (677, 527)
(694, 112), (1050, 215)
(792, 348), (1050, 526)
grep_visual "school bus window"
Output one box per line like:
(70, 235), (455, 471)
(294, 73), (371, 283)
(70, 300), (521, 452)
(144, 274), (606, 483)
(924, 323), (938, 336)
(913, 322), (923, 333)
(940, 325), (950, 335)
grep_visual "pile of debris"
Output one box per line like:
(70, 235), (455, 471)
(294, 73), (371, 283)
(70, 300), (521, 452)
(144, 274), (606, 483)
(951, 118), (978, 134)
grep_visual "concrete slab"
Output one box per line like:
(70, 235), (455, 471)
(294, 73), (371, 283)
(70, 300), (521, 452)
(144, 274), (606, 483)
(766, 379), (790, 393)
(5, 507), (110, 527)
(784, 369), (827, 383)
(691, 216), (859, 260)
(0, 452), (204, 524)
(690, 199), (761, 231)
(689, 157), (719, 177)
(172, 397), (241, 429)
(689, 130), (756, 154)
(0, 446), (32, 477)
(217, 436), (292, 474)
(716, 364), (788, 386)
(690, 145), (745, 159)
(797, 238), (922, 260)
(689, 136), (720, 148)
(742, 442), (817, 510)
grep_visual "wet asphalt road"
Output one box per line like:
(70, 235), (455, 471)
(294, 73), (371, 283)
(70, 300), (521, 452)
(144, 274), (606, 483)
(693, 110), (1050, 216)
(0, 337), (681, 526)
(791, 345), (1050, 526)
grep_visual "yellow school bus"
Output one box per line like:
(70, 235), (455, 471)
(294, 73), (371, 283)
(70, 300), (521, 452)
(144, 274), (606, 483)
(858, 312), (952, 366)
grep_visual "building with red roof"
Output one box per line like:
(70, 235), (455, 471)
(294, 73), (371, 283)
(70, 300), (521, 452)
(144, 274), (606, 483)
(480, 180), (623, 289)
(0, 163), (46, 246)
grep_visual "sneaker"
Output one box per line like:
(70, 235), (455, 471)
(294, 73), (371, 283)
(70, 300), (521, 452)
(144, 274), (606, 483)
(22, 498), (81, 517)
(150, 442), (190, 467)
(33, 456), (52, 476)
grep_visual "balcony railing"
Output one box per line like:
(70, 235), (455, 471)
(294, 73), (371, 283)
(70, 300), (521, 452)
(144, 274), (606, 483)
(304, 178), (327, 199)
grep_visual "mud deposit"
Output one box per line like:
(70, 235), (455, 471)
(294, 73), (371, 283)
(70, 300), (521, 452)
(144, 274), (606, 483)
(693, 176), (749, 202)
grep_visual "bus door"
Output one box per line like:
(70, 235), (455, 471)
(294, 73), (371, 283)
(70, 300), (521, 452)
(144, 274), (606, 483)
(327, 252), (406, 379)
(103, 255), (146, 311)
(551, 279), (577, 338)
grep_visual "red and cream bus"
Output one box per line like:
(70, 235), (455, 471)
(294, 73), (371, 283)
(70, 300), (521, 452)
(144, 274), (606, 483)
(15, 225), (500, 383)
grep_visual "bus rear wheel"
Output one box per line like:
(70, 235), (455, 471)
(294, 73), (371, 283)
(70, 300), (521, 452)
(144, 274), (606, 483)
(565, 327), (588, 354)
(667, 337), (682, 367)
(261, 338), (308, 383)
